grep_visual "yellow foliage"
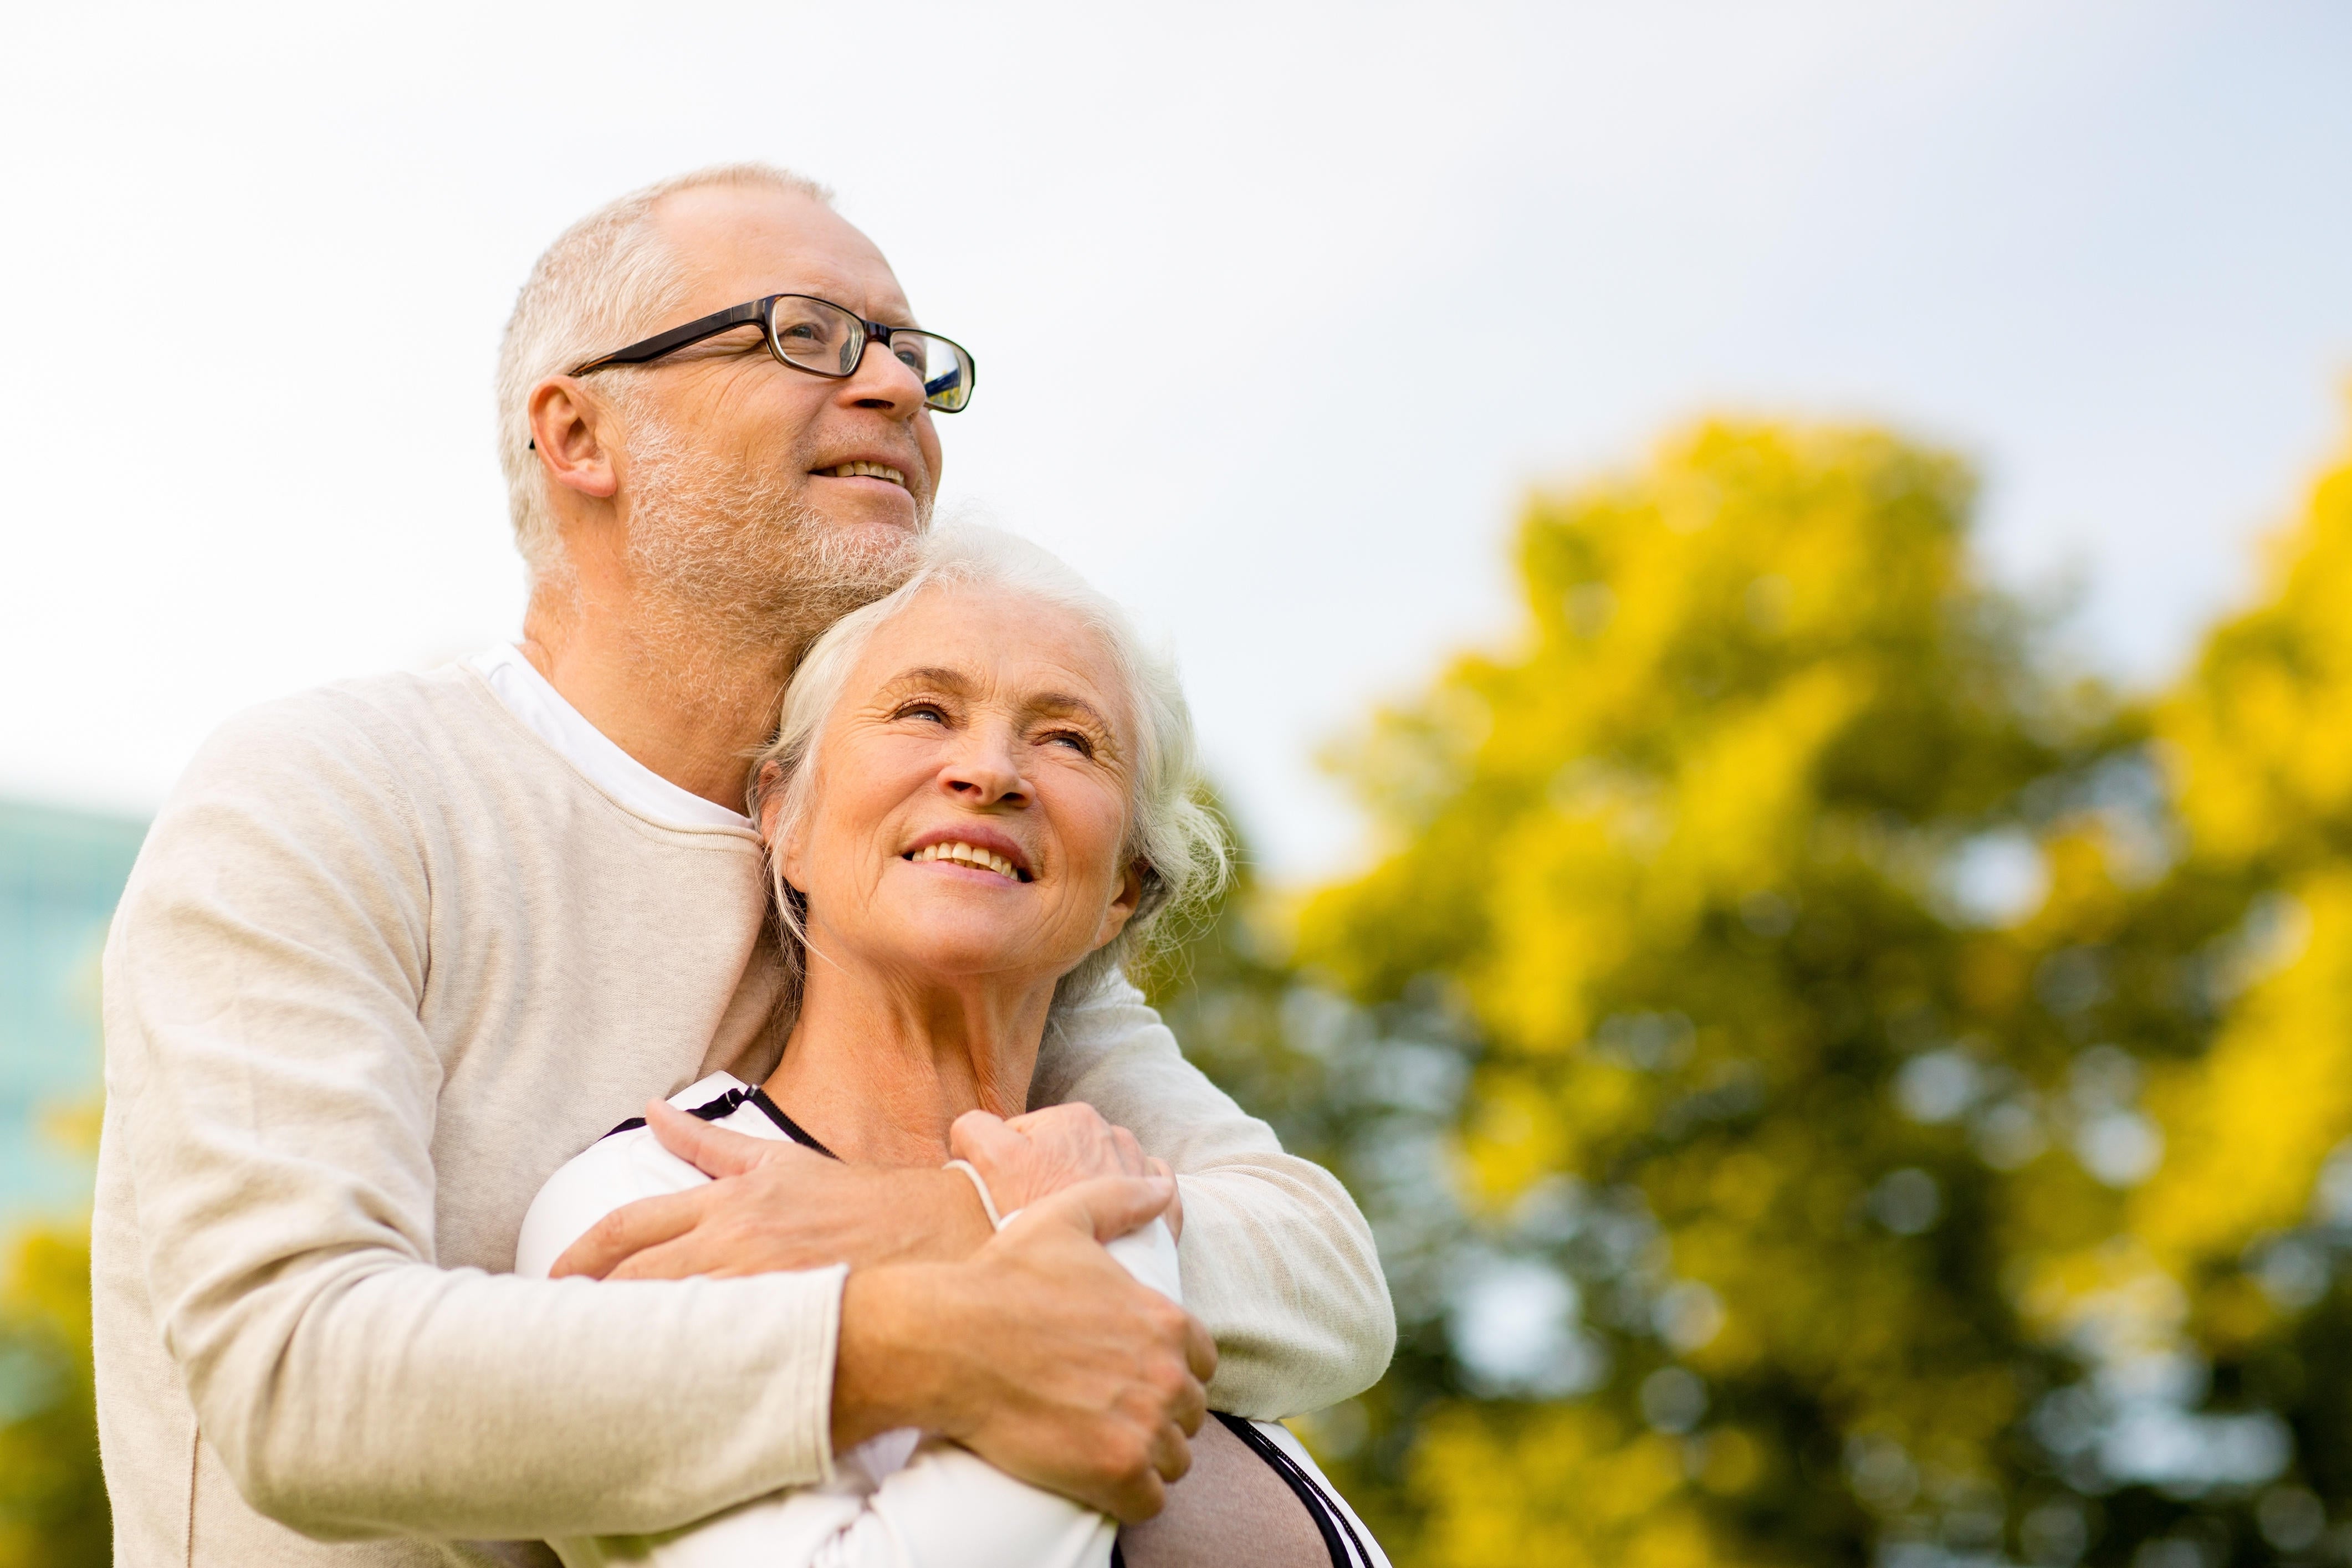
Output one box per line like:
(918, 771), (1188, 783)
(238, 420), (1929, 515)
(1263, 410), (2352, 1561)
(1298, 418), (2093, 1562)
(2162, 423), (2352, 864)
(2120, 418), (2352, 1285)
(2134, 873), (2352, 1270)
(0, 1222), (109, 1568)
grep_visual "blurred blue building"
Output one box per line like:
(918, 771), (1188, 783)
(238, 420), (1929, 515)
(1, 800), (146, 1216)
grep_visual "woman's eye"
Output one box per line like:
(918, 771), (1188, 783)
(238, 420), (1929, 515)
(1044, 730), (1095, 757)
(898, 702), (948, 724)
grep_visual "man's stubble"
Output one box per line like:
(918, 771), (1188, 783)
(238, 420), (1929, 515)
(616, 401), (924, 698)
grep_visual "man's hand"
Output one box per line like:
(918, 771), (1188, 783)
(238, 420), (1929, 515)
(952, 1103), (1185, 1239)
(550, 1099), (993, 1280)
(836, 1175), (1217, 1523)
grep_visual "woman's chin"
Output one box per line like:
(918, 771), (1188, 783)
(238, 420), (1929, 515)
(852, 911), (1079, 987)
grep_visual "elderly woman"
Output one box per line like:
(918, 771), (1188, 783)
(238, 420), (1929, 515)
(514, 531), (1385, 1568)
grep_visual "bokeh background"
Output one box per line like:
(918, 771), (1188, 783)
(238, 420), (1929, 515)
(6, 3), (2352, 1564)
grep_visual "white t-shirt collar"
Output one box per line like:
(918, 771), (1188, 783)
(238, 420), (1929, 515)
(468, 644), (755, 833)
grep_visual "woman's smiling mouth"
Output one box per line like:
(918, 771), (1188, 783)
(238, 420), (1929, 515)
(905, 839), (1030, 882)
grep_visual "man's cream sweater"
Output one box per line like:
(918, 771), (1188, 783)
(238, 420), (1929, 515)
(93, 665), (1393, 1567)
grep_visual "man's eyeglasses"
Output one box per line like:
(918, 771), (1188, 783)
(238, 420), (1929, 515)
(571, 294), (976, 413)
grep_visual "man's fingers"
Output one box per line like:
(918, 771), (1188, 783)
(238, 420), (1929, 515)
(1108, 1468), (1168, 1526)
(1149, 1416), (1195, 1485)
(1182, 1310), (1218, 1387)
(605, 1233), (725, 1281)
(646, 1098), (797, 1178)
(549, 1183), (715, 1278)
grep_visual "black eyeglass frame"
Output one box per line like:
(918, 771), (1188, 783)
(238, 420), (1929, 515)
(568, 293), (976, 412)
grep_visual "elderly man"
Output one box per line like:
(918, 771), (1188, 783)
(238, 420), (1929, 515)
(92, 163), (1393, 1567)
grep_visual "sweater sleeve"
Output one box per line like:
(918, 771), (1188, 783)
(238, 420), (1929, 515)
(101, 697), (841, 1541)
(1032, 979), (1396, 1417)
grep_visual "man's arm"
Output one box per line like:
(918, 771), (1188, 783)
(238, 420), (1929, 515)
(1035, 977), (1397, 1418)
(563, 981), (1397, 1423)
(103, 699), (843, 1539)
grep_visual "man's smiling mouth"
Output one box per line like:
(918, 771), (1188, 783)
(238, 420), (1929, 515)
(906, 841), (1030, 882)
(824, 461), (907, 488)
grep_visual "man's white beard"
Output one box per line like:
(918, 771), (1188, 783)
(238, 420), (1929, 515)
(618, 407), (922, 672)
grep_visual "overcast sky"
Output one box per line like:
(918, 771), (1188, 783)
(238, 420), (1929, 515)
(4, 1), (2348, 878)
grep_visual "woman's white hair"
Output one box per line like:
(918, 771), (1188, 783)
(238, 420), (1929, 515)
(494, 163), (834, 583)
(748, 527), (1230, 1018)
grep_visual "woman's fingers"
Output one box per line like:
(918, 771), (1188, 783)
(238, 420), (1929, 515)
(548, 1183), (716, 1278)
(645, 1097), (788, 1177)
(1013, 1174), (1177, 1246)
(948, 1108), (1022, 1168)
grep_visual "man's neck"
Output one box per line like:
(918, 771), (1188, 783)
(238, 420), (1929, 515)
(519, 588), (790, 813)
(763, 957), (1057, 1167)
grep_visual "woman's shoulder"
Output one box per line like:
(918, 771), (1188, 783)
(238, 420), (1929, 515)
(512, 1074), (761, 1278)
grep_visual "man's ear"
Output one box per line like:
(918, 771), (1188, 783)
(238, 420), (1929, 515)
(1091, 860), (1149, 952)
(527, 377), (620, 501)
(756, 763), (786, 846)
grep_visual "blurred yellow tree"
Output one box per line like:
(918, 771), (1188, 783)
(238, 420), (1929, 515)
(1289, 419), (2138, 1566)
(1165, 418), (2352, 1568)
(2137, 429), (2352, 1275)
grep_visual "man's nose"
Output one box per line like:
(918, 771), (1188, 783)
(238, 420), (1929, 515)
(841, 340), (927, 417)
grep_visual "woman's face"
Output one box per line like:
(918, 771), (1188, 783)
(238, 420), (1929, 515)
(774, 584), (1143, 989)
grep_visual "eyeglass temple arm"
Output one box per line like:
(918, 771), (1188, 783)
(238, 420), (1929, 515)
(569, 299), (771, 376)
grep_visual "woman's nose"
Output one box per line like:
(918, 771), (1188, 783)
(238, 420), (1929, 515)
(941, 730), (1027, 806)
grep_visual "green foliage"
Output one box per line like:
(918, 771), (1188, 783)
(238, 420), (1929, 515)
(1157, 415), (2352, 1567)
(0, 1221), (109, 1568)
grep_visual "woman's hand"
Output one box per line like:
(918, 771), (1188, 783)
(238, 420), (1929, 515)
(952, 1104), (1184, 1239)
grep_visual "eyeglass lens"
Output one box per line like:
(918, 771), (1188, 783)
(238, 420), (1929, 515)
(768, 296), (863, 377)
(765, 297), (973, 413)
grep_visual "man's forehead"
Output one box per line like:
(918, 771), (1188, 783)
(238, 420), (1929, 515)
(655, 183), (912, 322)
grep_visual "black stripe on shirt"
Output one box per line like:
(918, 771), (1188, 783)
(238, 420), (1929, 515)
(600, 1084), (837, 1160)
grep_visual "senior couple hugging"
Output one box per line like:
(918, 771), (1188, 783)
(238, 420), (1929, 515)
(90, 165), (1394, 1568)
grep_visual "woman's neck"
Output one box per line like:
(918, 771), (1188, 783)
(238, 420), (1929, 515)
(761, 954), (1059, 1167)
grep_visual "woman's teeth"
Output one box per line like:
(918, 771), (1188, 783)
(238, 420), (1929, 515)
(828, 461), (906, 488)
(909, 841), (1026, 881)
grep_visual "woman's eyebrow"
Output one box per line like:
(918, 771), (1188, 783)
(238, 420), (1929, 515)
(1029, 691), (1118, 735)
(882, 666), (974, 694)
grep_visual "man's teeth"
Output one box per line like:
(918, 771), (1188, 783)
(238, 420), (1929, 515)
(910, 842), (1024, 880)
(829, 461), (906, 487)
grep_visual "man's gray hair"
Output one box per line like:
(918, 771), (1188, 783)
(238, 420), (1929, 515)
(494, 163), (833, 581)
(749, 527), (1230, 1016)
